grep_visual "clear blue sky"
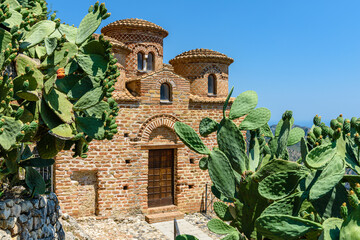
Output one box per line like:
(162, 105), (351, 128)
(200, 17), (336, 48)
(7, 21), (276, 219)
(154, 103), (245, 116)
(47, 0), (360, 127)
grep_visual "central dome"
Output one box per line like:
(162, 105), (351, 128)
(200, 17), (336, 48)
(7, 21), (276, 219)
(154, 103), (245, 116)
(101, 18), (168, 37)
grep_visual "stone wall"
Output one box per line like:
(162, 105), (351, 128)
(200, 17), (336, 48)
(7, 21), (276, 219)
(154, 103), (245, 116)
(0, 193), (64, 240)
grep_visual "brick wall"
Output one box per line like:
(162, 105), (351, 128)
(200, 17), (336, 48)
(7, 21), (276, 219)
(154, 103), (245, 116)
(54, 69), (243, 217)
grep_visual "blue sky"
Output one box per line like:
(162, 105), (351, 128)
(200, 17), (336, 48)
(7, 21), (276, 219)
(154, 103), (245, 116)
(47, 0), (360, 127)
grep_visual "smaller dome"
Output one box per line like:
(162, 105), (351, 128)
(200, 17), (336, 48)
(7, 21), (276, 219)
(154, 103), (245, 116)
(169, 48), (234, 65)
(101, 18), (168, 38)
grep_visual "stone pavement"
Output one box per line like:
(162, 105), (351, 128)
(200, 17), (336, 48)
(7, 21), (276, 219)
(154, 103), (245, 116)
(151, 219), (214, 240)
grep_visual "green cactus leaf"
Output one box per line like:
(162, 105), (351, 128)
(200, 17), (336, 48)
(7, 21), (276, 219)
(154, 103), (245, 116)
(58, 24), (78, 43)
(15, 54), (44, 89)
(40, 99), (64, 130)
(16, 90), (40, 101)
(218, 118), (248, 173)
(229, 90), (258, 120)
(85, 101), (110, 119)
(3, 10), (22, 28)
(275, 117), (294, 137)
(174, 122), (210, 155)
(256, 214), (323, 240)
(0, 28), (12, 66)
(44, 37), (58, 55)
(25, 167), (46, 195)
(199, 117), (218, 137)
(76, 116), (105, 139)
(305, 144), (337, 169)
(35, 46), (47, 60)
(276, 115), (292, 159)
(249, 136), (260, 171)
(21, 146), (33, 160)
(261, 191), (303, 216)
(288, 127), (305, 146)
(207, 218), (237, 235)
(76, 7), (103, 45)
(49, 124), (74, 139)
(37, 133), (64, 159)
(20, 20), (56, 49)
(258, 170), (308, 200)
(208, 149), (236, 198)
(80, 40), (106, 56)
(73, 86), (104, 111)
(44, 74), (57, 94)
(67, 76), (100, 100)
(239, 107), (271, 130)
(259, 123), (273, 138)
(213, 201), (234, 221)
(76, 53), (108, 78)
(222, 86), (234, 118)
(319, 218), (342, 240)
(308, 154), (345, 201)
(13, 73), (38, 92)
(42, 42), (78, 67)
(175, 235), (199, 240)
(211, 185), (233, 203)
(311, 182), (348, 219)
(4, 0), (20, 9)
(55, 74), (82, 94)
(65, 59), (79, 75)
(45, 88), (74, 124)
(4, 148), (19, 174)
(20, 158), (54, 168)
(252, 159), (303, 182)
(0, 116), (23, 151)
(199, 157), (208, 170)
(339, 205), (360, 240)
(300, 137), (308, 163)
(221, 232), (241, 240)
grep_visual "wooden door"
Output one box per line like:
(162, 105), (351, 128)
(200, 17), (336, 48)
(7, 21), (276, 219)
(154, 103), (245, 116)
(148, 149), (174, 207)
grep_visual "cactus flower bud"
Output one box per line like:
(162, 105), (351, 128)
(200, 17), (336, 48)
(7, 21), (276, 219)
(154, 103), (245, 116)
(56, 68), (65, 79)
(348, 190), (360, 208)
(340, 202), (348, 220)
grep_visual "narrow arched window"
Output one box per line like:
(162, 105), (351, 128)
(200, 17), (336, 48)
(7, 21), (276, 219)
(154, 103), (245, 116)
(208, 74), (216, 95)
(147, 52), (154, 71)
(137, 52), (144, 70)
(160, 83), (170, 101)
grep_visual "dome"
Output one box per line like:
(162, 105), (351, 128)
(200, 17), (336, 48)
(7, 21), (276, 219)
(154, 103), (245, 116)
(101, 18), (168, 38)
(169, 48), (234, 65)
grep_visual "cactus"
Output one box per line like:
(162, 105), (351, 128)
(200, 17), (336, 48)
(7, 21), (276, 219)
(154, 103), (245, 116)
(175, 88), (360, 239)
(0, 0), (119, 196)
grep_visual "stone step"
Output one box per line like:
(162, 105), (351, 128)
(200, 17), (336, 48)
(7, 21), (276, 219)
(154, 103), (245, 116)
(145, 211), (184, 224)
(147, 205), (178, 214)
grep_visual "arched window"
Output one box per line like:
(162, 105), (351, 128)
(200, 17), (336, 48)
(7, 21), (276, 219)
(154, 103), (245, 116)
(160, 83), (171, 101)
(208, 74), (216, 95)
(137, 52), (144, 70)
(147, 52), (154, 71)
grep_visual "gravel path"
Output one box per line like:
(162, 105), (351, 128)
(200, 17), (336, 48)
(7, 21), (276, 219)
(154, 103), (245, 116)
(62, 213), (221, 240)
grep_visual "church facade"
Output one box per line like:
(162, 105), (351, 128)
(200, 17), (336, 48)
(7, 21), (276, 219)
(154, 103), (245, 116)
(55, 18), (238, 220)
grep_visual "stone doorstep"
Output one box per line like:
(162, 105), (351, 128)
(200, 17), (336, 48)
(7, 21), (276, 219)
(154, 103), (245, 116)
(147, 205), (178, 215)
(145, 211), (184, 224)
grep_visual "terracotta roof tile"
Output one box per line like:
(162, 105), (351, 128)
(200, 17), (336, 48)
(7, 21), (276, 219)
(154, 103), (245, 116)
(113, 90), (139, 102)
(169, 48), (234, 65)
(101, 18), (168, 38)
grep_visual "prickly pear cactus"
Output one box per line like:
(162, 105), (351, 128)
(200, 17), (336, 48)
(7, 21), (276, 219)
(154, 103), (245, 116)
(0, 0), (119, 197)
(175, 88), (360, 240)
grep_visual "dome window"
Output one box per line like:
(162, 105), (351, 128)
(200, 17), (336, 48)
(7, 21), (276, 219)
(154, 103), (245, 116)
(137, 52), (144, 70)
(160, 83), (171, 102)
(208, 74), (216, 95)
(147, 52), (154, 71)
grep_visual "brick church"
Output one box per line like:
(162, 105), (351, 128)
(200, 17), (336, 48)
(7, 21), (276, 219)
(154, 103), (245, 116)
(55, 18), (235, 221)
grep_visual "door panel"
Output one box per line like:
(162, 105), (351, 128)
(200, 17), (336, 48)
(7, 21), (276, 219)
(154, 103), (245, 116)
(148, 149), (174, 207)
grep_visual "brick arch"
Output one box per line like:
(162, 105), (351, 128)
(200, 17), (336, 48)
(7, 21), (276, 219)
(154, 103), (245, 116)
(138, 114), (179, 142)
(200, 65), (222, 77)
(155, 78), (176, 89)
(133, 44), (162, 57)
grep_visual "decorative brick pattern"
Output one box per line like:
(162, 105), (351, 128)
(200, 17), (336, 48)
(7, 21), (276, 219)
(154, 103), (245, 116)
(55, 19), (238, 218)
